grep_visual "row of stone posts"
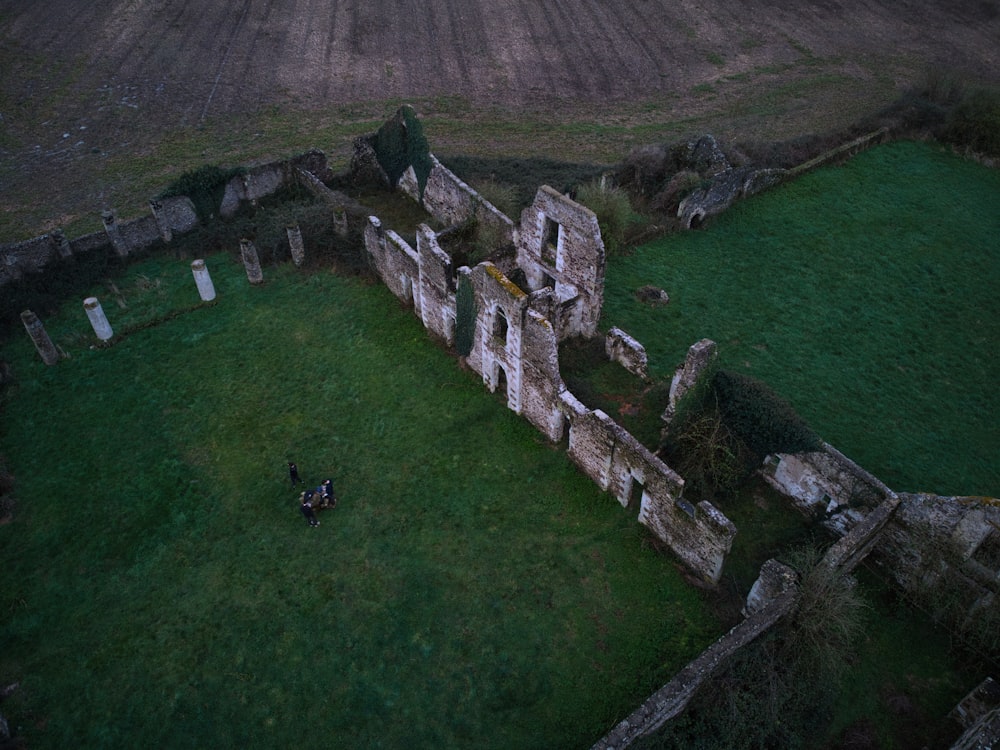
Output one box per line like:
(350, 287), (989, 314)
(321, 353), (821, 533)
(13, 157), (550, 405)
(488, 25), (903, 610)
(21, 258), (219, 364)
(238, 224), (306, 284)
(22, 223), (310, 363)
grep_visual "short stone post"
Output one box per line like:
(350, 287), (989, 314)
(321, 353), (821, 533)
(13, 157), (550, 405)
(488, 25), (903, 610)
(101, 210), (129, 258)
(239, 238), (263, 284)
(286, 223), (305, 267)
(21, 310), (60, 365)
(334, 209), (349, 238)
(50, 229), (73, 259)
(149, 199), (173, 243)
(191, 259), (216, 301)
(83, 297), (114, 341)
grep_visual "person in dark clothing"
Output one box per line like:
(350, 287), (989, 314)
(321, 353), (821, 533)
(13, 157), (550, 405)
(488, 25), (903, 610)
(320, 478), (337, 508)
(288, 461), (303, 487)
(300, 492), (319, 527)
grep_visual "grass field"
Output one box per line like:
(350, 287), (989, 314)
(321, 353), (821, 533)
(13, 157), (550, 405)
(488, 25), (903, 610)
(0, 253), (719, 748)
(601, 140), (1000, 498)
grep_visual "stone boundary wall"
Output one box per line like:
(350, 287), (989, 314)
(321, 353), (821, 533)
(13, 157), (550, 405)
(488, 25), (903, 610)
(0, 197), (197, 288)
(0, 150), (332, 294)
(761, 442), (1000, 643)
(591, 577), (800, 750)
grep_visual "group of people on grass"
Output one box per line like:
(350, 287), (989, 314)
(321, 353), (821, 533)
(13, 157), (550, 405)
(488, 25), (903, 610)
(288, 461), (337, 527)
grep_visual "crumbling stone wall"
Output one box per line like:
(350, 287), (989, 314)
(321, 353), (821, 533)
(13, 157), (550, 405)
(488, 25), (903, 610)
(516, 185), (606, 339)
(399, 155), (515, 247)
(561, 395), (735, 582)
(591, 563), (799, 750)
(605, 327), (649, 381)
(358, 147), (734, 582)
(761, 443), (1000, 644)
(760, 443), (891, 536)
(0, 150), (331, 292)
(416, 225), (456, 345)
(220, 149), (333, 217)
(363, 217), (420, 309)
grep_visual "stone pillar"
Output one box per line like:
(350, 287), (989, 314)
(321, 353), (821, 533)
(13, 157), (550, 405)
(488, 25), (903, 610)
(286, 223), (305, 267)
(662, 338), (718, 426)
(191, 259), (216, 301)
(102, 210), (129, 258)
(149, 199), (173, 243)
(83, 297), (114, 341)
(334, 209), (349, 238)
(50, 229), (73, 259)
(21, 310), (60, 365)
(239, 239), (263, 284)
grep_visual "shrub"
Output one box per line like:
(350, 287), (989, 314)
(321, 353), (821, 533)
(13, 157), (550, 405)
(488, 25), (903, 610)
(159, 164), (244, 224)
(942, 87), (1000, 157)
(711, 370), (823, 460)
(471, 178), (519, 219)
(661, 369), (822, 500)
(575, 178), (635, 256)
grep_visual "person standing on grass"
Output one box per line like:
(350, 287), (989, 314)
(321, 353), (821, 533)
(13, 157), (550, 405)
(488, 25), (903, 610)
(288, 461), (303, 487)
(300, 492), (320, 527)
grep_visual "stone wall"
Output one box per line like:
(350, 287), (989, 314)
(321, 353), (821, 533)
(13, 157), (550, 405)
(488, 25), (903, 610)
(360, 171), (736, 584)
(605, 327), (649, 381)
(760, 443), (892, 536)
(760, 442), (1000, 645)
(0, 150), (332, 294)
(516, 185), (606, 339)
(591, 562), (800, 750)
(399, 155), (515, 248)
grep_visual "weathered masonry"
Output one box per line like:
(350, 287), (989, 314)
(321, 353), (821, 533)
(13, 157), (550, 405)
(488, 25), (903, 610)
(356, 133), (737, 584)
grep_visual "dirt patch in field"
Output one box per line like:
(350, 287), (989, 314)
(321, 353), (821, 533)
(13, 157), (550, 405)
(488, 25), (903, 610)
(0, 0), (998, 240)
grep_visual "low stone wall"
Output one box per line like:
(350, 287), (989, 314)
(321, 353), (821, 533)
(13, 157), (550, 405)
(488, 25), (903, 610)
(760, 443), (892, 536)
(0, 149), (332, 295)
(591, 572), (799, 749)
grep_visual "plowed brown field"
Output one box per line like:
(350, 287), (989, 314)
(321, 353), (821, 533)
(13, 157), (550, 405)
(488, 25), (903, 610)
(1, 0), (998, 238)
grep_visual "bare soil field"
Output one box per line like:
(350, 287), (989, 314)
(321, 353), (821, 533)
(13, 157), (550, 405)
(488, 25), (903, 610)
(0, 0), (998, 240)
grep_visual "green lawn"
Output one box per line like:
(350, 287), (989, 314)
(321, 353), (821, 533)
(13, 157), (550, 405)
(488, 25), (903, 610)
(0, 254), (718, 749)
(601, 140), (1000, 498)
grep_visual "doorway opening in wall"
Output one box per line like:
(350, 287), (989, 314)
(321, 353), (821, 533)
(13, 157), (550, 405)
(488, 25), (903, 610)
(542, 217), (559, 266)
(493, 308), (509, 345)
(496, 364), (509, 404)
(628, 476), (645, 519)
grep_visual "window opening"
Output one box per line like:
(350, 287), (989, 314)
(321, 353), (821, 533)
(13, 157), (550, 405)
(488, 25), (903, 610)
(542, 217), (559, 266)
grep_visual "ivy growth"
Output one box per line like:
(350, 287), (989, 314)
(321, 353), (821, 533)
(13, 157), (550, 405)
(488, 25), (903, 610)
(371, 105), (433, 201)
(159, 164), (245, 224)
(454, 272), (476, 357)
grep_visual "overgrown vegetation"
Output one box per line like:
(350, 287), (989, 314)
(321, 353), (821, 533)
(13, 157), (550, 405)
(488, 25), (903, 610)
(635, 550), (981, 749)
(370, 105), (433, 200)
(660, 368), (822, 502)
(574, 179), (640, 257)
(941, 86), (1000, 158)
(454, 272), (476, 356)
(158, 164), (245, 224)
